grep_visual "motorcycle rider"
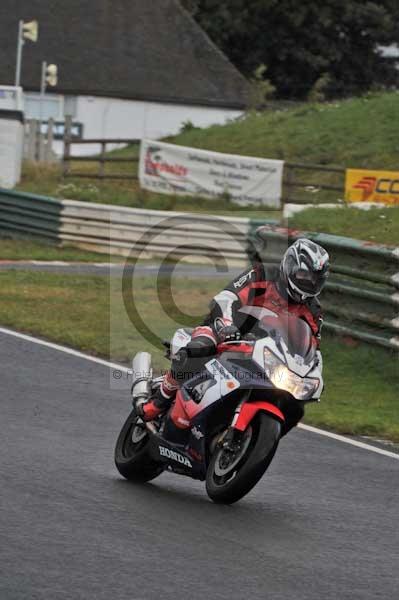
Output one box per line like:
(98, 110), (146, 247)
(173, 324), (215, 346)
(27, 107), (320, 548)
(137, 238), (330, 422)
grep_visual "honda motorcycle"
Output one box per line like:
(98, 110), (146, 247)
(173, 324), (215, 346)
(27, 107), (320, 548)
(114, 307), (324, 504)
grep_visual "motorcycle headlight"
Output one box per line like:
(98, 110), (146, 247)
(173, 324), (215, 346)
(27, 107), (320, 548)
(264, 349), (319, 400)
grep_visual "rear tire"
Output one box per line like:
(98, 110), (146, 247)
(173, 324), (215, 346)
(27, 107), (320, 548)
(114, 410), (163, 482)
(206, 413), (281, 504)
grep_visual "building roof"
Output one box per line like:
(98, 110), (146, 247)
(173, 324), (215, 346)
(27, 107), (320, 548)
(0, 0), (249, 109)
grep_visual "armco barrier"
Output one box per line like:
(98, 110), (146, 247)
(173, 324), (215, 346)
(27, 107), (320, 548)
(0, 188), (252, 265)
(1, 188), (397, 351)
(248, 224), (399, 351)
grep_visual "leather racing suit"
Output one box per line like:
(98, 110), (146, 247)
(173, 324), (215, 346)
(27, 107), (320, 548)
(156, 263), (323, 426)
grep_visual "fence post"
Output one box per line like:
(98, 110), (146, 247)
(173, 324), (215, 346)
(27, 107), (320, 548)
(27, 119), (38, 161)
(99, 141), (106, 178)
(63, 115), (72, 176)
(38, 120), (46, 162)
(45, 118), (54, 162)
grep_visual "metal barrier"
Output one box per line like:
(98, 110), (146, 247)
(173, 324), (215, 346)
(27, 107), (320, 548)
(1, 188), (398, 350)
(247, 224), (399, 351)
(0, 188), (250, 265)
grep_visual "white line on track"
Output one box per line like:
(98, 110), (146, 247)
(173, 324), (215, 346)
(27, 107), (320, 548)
(0, 326), (129, 373)
(298, 424), (399, 460)
(0, 326), (398, 461)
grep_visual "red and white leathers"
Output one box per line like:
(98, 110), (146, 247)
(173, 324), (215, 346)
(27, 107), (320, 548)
(141, 264), (323, 420)
(204, 263), (323, 343)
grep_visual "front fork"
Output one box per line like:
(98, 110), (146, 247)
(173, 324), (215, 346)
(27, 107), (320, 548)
(216, 394), (250, 451)
(221, 394), (286, 450)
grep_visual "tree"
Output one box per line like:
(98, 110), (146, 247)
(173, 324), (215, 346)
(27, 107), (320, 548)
(181, 1), (398, 99)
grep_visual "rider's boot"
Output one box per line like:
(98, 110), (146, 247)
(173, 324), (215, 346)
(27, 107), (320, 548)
(136, 371), (178, 421)
(137, 328), (216, 420)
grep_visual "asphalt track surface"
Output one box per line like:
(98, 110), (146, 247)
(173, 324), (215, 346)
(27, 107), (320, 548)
(1, 330), (398, 600)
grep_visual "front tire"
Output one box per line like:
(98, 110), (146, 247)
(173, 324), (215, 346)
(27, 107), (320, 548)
(206, 413), (281, 504)
(114, 410), (163, 482)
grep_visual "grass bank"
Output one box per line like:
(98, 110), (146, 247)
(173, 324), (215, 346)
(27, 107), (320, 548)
(1, 270), (397, 441)
(16, 162), (279, 220)
(15, 92), (399, 245)
(170, 92), (399, 170)
(287, 206), (399, 246)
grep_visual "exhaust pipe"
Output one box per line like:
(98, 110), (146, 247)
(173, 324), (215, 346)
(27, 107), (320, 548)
(131, 352), (152, 402)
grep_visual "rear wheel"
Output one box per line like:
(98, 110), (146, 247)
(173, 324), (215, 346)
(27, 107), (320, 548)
(206, 413), (281, 504)
(114, 410), (163, 482)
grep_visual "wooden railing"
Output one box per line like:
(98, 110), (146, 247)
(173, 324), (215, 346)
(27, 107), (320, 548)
(62, 118), (345, 202)
(62, 116), (139, 180)
(283, 162), (345, 204)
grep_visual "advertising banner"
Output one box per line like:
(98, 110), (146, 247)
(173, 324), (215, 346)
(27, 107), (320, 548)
(345, 168), (399, 205)
(139, 140), (284, 207)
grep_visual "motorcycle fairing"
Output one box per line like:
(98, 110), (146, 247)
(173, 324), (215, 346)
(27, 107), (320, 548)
(233, 401), (285, 432)
(170, 359), (241, 428)
(239, 306), (318, 377)
(168, 348), (296, 438)
(148, 433), (206, 480)
(166, 386), (227, 475)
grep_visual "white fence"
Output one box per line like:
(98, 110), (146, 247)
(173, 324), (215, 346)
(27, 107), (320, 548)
(24, 119), (57, 163)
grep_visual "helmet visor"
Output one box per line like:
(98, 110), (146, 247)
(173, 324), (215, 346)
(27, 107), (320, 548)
(291, 268), (328, 296)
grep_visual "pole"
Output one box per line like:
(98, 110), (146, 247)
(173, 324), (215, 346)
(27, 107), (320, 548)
(15, 20), (24, 87)
(46, 117), (54, 162)
(63, 115), (72, 177)
(38, 61), (47, 161)
(39, 61), (47, 125)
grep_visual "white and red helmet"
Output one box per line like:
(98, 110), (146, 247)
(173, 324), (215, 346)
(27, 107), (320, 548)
(280, 238), (330, 302)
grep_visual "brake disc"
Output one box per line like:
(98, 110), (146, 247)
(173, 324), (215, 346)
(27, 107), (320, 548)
(214, 426), (252, 477)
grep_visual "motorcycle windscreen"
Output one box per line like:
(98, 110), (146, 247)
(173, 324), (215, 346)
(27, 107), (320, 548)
(238, 306), (316, 364)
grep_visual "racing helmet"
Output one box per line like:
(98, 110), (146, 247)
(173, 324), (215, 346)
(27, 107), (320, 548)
(280, 238), (329, 302)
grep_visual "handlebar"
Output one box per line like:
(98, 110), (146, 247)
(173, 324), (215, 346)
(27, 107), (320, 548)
(184, 339), (255, 359)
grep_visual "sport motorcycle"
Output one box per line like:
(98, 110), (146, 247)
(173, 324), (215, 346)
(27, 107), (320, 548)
(114, 307), (323, 504)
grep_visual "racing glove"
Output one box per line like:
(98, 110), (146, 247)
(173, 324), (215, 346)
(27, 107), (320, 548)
(217, 324), (241, 343)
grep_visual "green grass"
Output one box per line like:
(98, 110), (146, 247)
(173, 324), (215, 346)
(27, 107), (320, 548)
(170, 92), (399, 169)
(16, 162), (279, 220)
(0, 271), (110, 356)
(0, 236), (117, 262)
(305, 336), (398, 441)
(169, 91), (399, 212)
(0, 236), (187, 265)
(16, 92), (399, 243)
(0, 270), (397, 441)
(287, 206), (399, 245)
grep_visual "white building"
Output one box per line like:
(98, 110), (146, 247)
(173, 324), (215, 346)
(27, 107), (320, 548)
(22, 93), (245, 156)
(0, 0), (250, 156)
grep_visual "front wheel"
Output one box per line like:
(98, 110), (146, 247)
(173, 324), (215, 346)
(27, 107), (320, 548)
(206, 413), (281, 504)
(114, 410), (163, 482)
